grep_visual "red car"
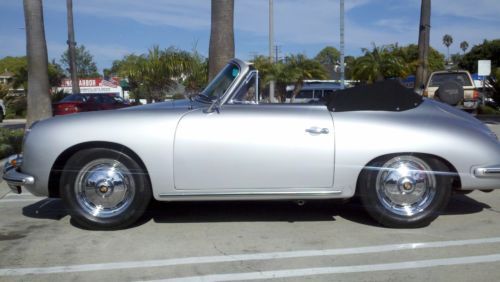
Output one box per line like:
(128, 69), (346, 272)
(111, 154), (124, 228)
(53, 93), (130, 116)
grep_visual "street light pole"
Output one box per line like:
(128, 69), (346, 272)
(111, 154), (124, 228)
(339, 0), (345, 90)
(269, 0), (275, 102)
(66, 0), (80, 94)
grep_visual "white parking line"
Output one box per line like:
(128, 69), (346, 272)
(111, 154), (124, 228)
(1, 237), (500, 276)
(0, 198), (44, 203)
(148, 254), (500, 282)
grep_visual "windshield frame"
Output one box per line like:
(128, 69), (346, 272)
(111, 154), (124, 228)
(196, 59), (250, 105)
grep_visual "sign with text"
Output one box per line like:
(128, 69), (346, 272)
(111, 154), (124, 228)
(61, 78), (119, 88)
(478, 60), (491, 76)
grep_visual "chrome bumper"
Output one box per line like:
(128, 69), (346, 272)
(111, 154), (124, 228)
(474, 165), (500, 178)
(2, 155), (34, 194)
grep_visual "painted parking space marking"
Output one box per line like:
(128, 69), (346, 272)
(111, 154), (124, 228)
(0, 198), (44, 203)
(1, 237), (500, 276)
(149, 254), (500, 282)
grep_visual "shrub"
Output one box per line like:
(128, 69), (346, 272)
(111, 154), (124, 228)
(478, 105), (500, 115)
(0, 128), (24, 159)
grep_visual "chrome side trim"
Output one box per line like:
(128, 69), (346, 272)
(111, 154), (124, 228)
(159, 190), (342, 201)
(474, 166), (500, 178)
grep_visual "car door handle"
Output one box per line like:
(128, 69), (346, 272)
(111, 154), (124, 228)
(305, 127), (329, 134)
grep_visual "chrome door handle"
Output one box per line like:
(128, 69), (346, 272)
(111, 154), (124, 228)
(306, 127), (329, 134)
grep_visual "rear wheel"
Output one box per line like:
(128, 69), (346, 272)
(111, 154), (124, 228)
(60, 148), (151, 230)
(359, 155), (451, 228)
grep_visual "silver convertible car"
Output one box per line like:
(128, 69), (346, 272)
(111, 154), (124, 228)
(3, 59), (500, 229)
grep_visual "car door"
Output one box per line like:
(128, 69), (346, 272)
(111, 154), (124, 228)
(173, 104), (335, 190)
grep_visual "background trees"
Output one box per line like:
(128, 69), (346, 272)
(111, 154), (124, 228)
(60, 45), (99, 78)
(351, 44), (407, 83)
(110, 46), (201, 103)
(460, 41), (469, 54)
(442, 34), (453, 62)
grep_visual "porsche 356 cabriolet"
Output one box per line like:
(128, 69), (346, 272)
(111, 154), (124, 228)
(4, 59), (500, 229)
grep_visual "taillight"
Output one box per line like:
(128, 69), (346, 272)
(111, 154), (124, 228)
(473, 90), (480, 100)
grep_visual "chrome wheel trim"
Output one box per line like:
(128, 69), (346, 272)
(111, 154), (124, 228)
(74, 158), (135, 218)
(375, 156), (437, 217)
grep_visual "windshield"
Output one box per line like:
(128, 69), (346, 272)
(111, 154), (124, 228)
(61, 94), (87, 102)
(429, 73), (473, 87)
(197, 63), (240, 102)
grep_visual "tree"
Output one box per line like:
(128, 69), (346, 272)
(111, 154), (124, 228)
(284, 54), (328, 102)
(23, 0), (52, 127)
(0, 56), (27, 74)
(442, 34), (453, 62)
(208, 0), (234, 81)
(314, 46), (340, 79)
(351, 44), (407, 83)
(460, 39), (500, 73)
(111, 46), (195, 103)
(460, 41), (469, 54)
(183, 51), (208, 95)
(110, 53), (147, 102)
(392, 44), (445, 75)
(60, 45), (99, 78)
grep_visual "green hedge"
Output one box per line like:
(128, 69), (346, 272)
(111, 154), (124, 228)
(478, 105), (500, 115)
(0, 128), (24, 159)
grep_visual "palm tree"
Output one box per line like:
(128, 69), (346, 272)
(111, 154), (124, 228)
(23, 0), (52, 127)
(208, 0), (235, 81)
(442, 34), (453, 62)
(460, 41), (469, 54)
(352, 44), (407, 83)
(285, 54), (328, 103)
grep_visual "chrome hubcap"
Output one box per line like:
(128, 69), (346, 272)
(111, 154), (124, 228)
(75, 159), (135, 218)
(375, 156), (436, 216)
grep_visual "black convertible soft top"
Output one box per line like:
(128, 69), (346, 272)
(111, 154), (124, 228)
(325, 80), (423, 112)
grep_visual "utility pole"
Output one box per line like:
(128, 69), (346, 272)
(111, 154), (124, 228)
(269, 0), (275, 102)
(339, 0), (345, 89)
(415, 0), (431, 93)
(66, 0), (80, 94)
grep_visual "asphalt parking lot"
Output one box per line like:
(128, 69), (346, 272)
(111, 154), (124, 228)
(0, 124), (499, 282)
(1, 184), (500, 281)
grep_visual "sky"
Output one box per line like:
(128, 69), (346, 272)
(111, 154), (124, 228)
(1, 0), (500, 72)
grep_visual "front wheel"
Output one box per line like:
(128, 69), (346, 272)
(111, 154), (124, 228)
(60, 148), (151, 230)
(359, 155), (451, 228)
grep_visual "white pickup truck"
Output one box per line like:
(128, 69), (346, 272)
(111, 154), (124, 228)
(423, 70), (481, 111)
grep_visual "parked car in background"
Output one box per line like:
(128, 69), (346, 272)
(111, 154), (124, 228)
(423, 70), (481, 111)
(0, 99), (5, 122)
(4, 59), (500, 230)
(286, 81), (343, 103)
(53, 93), (129, 116)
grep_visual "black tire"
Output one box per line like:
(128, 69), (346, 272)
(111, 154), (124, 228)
(60, 148), (151, 230)
(0, 112), (3, 123)
(435, 81), (464, 106)
(358, 155), (451, 228)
